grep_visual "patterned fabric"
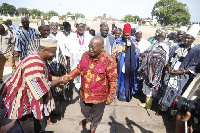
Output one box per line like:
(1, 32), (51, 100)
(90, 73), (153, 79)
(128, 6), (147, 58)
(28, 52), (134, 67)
(26, 37), (40, 55)
(117, 38), (140, 101)
(0, 53), (54, 120)
(68, 50), (117, 104)
(160, 44), (200, 107)
(0, 31), (14, 56)
(15, 27), (40, 59)
(138, 42), (168, 90)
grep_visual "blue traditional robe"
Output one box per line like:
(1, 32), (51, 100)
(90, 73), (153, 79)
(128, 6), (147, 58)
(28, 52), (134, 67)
(160, 44), (200, 107)
(117, 38), (140, 102)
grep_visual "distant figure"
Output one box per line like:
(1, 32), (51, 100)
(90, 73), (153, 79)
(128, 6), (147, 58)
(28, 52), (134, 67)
(63, 21), (72, 34)
(134, 26), (151, 58)
(89, 29), (95, 36)
(14, 17), (40, 60)
(49, 16), (59, 39)
(7, 19), (20, 35)
(131, 28), (136, 39)
(97, 22), (115, 55)
(0, 24), (16, 84)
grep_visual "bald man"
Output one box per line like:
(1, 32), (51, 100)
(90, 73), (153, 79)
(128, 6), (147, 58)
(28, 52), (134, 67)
(65, 36), (117, 133)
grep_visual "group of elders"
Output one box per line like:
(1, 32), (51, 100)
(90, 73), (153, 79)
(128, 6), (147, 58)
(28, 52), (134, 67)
(0, 16), (200, 133)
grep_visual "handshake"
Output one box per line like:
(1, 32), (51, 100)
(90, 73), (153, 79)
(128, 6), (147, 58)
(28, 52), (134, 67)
(58, 75), (71, 86)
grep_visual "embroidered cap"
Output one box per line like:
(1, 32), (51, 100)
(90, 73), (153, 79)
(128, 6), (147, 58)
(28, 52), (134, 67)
(37, 19), (49, 28)
(74, 18), (86, 27)
(40, 38), (57, 47)
(135, 25), (142, 33)
(186, 24), (200, 39)
(50, 16), (59, 23)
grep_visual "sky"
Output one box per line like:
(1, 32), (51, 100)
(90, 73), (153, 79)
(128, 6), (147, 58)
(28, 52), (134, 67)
(0, 0), (200, 22)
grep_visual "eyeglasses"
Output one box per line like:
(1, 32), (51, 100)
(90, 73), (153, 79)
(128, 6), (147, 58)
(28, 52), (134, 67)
(88, 45), (99, 50)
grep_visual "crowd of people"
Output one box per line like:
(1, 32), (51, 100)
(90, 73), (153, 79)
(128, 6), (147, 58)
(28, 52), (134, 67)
(0, 16), (200, 133)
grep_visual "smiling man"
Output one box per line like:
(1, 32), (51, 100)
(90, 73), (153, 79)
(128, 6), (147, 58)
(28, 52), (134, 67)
(97, 22), (115, 55)
(158, 24), (200, 120)
(63, 18), (93, 90)
(65, 36), (117, 133)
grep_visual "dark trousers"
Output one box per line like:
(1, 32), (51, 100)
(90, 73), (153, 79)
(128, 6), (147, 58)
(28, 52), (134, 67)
(80, 98), (106, 130)
(17, 114), (41, 133)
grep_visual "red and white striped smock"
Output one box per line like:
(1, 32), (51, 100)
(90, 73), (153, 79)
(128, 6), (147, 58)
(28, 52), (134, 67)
(0, 52), (54, 120)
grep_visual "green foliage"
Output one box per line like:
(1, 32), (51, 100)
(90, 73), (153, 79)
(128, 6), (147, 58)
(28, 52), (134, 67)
(124, 14), (140, 22)
(45, 10), (58, 17)
(29, 9), (42, 16)
(66, 12), (72, 15)
(17, 7), (29, 15)
(75, 13), (85, 18)
(151, 0), (191, 26)
(1, 3), (17, 15)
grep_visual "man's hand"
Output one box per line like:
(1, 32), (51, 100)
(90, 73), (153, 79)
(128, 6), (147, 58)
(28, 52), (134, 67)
(176, 111), (191, 122)
(59, 76), (69, 85)
(176, 111), (193, 133)
(170, 70), (183, 75)
(166, 65), (173, 73)
(106, 97), (113, 105)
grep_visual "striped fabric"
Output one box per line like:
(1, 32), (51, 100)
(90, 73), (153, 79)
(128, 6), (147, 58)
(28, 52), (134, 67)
(27, 37), (40, 55)
(0, 53), (53, 120)
(138, 45), (167, 90)
(14, 28), (40, 59)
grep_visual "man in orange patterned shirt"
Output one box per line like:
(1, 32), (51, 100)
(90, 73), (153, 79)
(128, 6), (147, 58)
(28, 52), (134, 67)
(66, 36), (117, 133)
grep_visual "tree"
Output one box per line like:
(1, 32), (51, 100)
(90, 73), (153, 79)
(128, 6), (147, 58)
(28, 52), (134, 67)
(45, 10), (58, 16)
(124, 14), (134, 22)
(29, 9), (42, 16)
(75, 13), (85, 18)
(66, 12), (72, 15)
(1, 3), (17, 15)
(133, 15), (140, 22)
(151, 0), (191, 26)
(17, 7), (29, 16)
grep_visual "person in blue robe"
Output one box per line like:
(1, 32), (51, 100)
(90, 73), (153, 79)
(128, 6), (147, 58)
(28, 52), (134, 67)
(116, 23), (140, 102)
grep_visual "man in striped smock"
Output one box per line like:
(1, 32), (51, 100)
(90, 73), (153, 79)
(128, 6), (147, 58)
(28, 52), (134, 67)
(0, 39), (68, 133)
(26, 19), (50, 55)
(14, 17), (40, 60)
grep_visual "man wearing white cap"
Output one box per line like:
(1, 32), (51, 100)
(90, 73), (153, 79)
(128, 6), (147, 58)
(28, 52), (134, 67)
(2, 17), (9, 30)
(15, 17), (40, 60)
(176, 26), (188, 44)
(49, 16), (59, 39)
(64, 18), (93, 90)
(157, 24), (200, 120)
(0, 38), (68, 133)
(135, 26), (151, 58)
